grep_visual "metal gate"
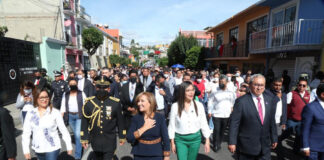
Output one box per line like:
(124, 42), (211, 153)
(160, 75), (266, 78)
(0, 37), (40, 106)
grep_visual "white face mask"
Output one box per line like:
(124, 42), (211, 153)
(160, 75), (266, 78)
(214, 77), (219, 82)
(24, 89), (32, 95)
(197, 79), (202, 83)
(164, 74), (169, 78)
(227, 77), (232, 81)
(77, 75), (83, 79)
(122, 81), (128, 84)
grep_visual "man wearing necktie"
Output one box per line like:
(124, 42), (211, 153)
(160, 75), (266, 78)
(229, 74), (278, 160)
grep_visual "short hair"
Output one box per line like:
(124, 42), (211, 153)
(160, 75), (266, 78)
(219, 74), (228, 82)
(272, 77), (283, 83)
(128, 69), (138, 76)
(316, 83), (324, 98)
(155, 74), (165, 81)
(76, 69), (85, 74)
(68, 78), (78, 84)
(183, 73), (191, 78)
(249, 74), (266, 84)
(298, 77), (308, 84)
(135, 92), (157, 115)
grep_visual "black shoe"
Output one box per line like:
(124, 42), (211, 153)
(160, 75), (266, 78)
(212, 146), (221, 153)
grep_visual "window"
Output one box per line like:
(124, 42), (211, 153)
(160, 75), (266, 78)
(208, 39), (213, 47)
(284, 6), (296, 23)
(247, 16), (268, 33)
(216, 33), (224, 45)
(229, 27), (239, 42)
(272, 5), (296, 26)
(77, 25), (81, 35)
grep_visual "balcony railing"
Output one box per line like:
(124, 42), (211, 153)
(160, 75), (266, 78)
(250, 19), (324, 52)
(206, 40), (248, 59)
(76, 6), (91, 23)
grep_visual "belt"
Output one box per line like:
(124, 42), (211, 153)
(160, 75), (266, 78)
(157, 109), (164, 112)
(69, 112), (79, 115)
(138, 137), (161, 144)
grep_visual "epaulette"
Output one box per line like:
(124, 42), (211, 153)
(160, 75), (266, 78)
(109, 96), (120, 102)
(85, 96), (95, 101)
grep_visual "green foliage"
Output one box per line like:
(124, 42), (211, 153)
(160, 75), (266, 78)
(157, 57), (169, 67)
(131, 61), (139, 67)
(184, 46), (201, 69)
(109, 55), (131, 66)
(82, 28), (104, 56)
(167, 35), (198, 66)
(0, 26), (8, 37)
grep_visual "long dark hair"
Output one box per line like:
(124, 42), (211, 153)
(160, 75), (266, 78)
(177, 81), (198, 117)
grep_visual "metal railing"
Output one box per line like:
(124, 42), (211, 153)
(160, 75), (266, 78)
(77, 6), (91, 22)
(249, 19), (324, 51)
(206, 40), (248, 58)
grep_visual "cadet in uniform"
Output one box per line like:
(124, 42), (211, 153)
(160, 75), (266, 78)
(50, 70), (69, 109)
(81, 76), (126, 160)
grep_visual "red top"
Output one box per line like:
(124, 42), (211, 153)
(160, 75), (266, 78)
(193, 80), (205, 99)
(287, 90), (310, 121)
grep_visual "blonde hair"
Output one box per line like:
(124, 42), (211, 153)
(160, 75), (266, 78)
(135, 92), (157, 116)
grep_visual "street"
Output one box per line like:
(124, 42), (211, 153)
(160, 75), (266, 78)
(6, 103), (304, 160)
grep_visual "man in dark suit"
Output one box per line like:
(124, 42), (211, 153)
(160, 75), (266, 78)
(101, 67), (120, 98)
(301, 83), (324, 160)
(120, 70), (143, 129)
(76, 69), (95, 97)
(33, 70), (50, 91)
(265, 78), (287, 159)
(147, 74), (172, 117)
(229, 74), (278, 160)
(0, 105), (17, 160)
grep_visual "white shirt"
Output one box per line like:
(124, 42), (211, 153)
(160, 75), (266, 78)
(287, 91), (305, 104)
(129, 82), (137, 101)
(175, 77), (182, 85)
(236, 76), (244, 86)
(251, 93), (266, 120)
(208, 89), (236, 118)
(318, 98), (324, 110)
(168, 101), (211, 139)
(227, 81), (236, 93)
(60, 92), (87, 113)
(275, 98), (283, 124)
(78, 78), (85, 92)
(155, 86), (165, 110)
(310, 89), (317, 102)
(22, 107), (72, 154)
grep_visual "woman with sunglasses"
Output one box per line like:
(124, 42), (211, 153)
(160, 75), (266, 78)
(168, 81), (211, 160)
(22, 89), (72, 160)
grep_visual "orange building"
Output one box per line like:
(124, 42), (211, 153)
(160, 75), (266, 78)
(96, 25), (121, 55)
(180, 30), (214, 48)
(206, 4), (270, 74)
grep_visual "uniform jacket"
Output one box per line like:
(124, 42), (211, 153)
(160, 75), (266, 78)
(50, 80), (69, 108)
(229, 93), (277, 156)
(81, 96), (126, 152)
(301, 99), (324, 152)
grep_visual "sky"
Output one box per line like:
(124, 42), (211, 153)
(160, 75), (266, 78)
(82, 0), (259, 46)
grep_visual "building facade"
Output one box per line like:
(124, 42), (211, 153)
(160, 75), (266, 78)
(180, 30), (214, 48)
(206, 5), (270, 74)
(250, 0), (324, 83)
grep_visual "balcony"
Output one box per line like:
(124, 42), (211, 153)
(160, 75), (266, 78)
(63, 1), (74, 15)
(76, 6), (91, 24)
(205, 40), (249, 60)
(249, 19), (324, 54)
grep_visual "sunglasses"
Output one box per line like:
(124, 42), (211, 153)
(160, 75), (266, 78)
(298, 84), (306, 87)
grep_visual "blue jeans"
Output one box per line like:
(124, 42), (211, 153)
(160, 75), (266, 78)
(69, 113), (82, 159)
(36, 149), (60, 160)
(280, 119), (301, 152)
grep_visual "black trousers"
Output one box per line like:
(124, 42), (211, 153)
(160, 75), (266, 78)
(0, 147), (7, 160)
(238, 151), (271, 160)
(212, 117), (229, 148)
(93, 151), (114, 160)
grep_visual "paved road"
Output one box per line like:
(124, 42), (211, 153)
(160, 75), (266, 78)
(5, 103), (304, 160)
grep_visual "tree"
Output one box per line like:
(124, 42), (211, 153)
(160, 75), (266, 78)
(167, 35), (198, 66)
(0, 26), (8, 37)
(184, 46), (201, 69)
(130, 39), (135, 46)
(157, 57), (169, 67)
(82, 28), (103, 56)
(109, 55), (120, 65)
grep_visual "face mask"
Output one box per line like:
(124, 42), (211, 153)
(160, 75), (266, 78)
(70, 85), (78, 91)
(130, 77), (137, 84)
(36, 76), (41, 79)
(214, 78), (219, 82)
(197, 79), (202, 83)
(122, 81), (128, 84)
(77, 75), (83, 79)
(164, 74), (169, 78)
(96, 89), (109, 100)
(227, 77), (232, 81)
(235, 73), (240, 76)
(24, 89), (32, 95)
(219, 83), (226, 89)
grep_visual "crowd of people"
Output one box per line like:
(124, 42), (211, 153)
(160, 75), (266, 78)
(0, 66), (324, 160)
